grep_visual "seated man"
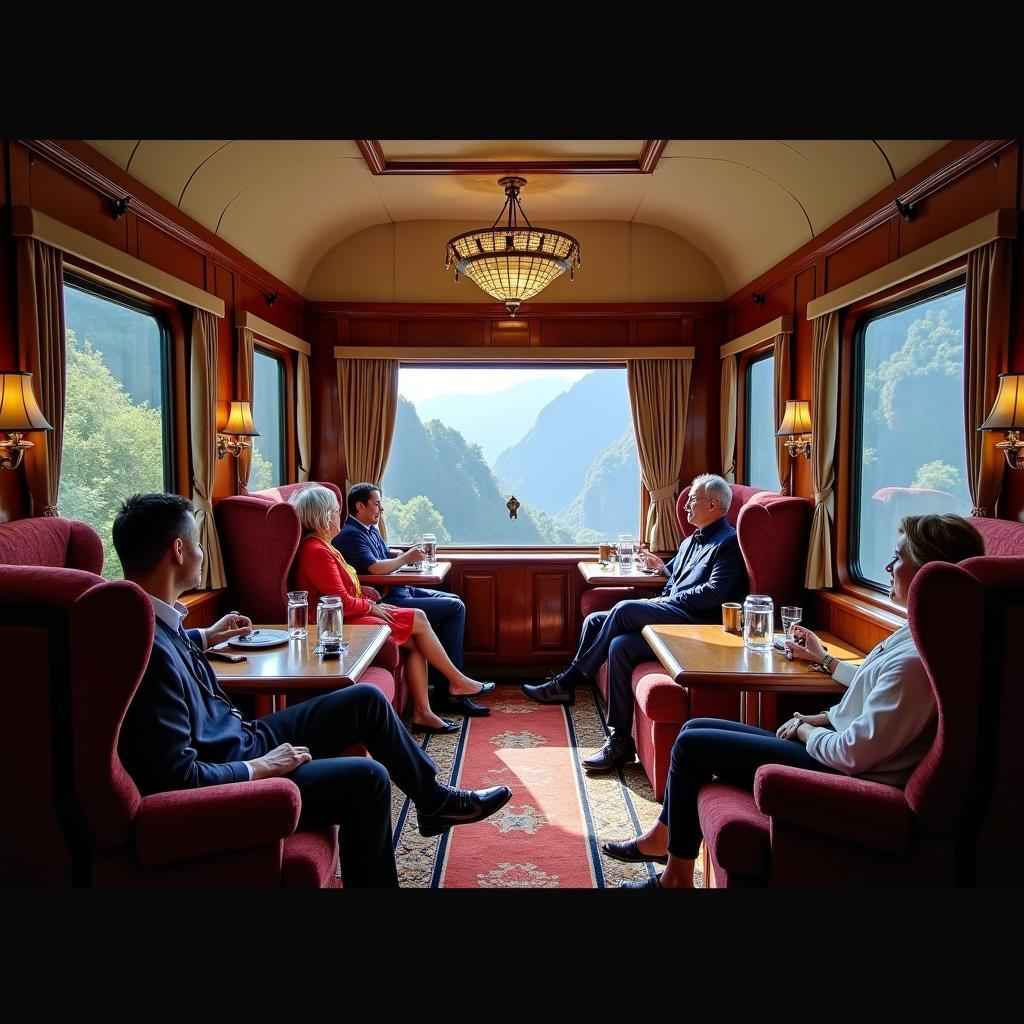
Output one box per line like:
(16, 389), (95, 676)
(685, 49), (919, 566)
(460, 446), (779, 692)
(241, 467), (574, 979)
(334, 482), (488, 718)
(523, 473), (748, 773)
(114, 492), (511, 888)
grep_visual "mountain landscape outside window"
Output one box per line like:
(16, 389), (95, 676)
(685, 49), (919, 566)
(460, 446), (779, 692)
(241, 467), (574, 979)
(382, 367), (641, 546)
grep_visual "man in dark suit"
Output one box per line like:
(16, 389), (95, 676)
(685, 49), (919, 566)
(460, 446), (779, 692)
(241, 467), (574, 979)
(334, 482), (488, 717)
(523, 473), (748, 773)
(114, 492), (510, 888)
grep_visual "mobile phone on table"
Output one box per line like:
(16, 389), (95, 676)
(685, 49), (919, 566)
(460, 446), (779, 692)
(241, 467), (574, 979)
(207, 650), (246, 663)
(772, 638), (787, 653)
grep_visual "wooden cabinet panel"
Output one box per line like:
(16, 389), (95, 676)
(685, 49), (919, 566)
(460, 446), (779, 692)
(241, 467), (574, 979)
(531, 570), (572, 652)
(461, 570), (499, 655)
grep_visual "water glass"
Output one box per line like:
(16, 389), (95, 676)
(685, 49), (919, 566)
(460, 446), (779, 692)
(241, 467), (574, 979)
(317, 595), (344, 651)
(743, 594), (774, 652)
(781, 605), (803, 641)
(617, 533), (634, 572)
(287, 590), (308, 638)
(421, 533), (437, 568)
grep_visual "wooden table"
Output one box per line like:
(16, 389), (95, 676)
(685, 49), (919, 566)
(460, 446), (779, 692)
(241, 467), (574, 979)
(577, 560), (666, 588)
(212, 623), (392, 708)
(358, 560), (451, 587)
(642, 624), (865, 728)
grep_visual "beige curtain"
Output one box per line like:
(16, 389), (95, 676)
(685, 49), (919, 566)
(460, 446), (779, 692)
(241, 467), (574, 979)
(296, 351), (312, 482)
(16, 238), (65, 517)
(720, 354), (737, 483)
(965, 239), (1012, 517)
(805, 311), (840, 589)
(773, 332), (791, 494)
(337, 358), (399, 540)
(236, 327), (255, 492)
(627, 357), (692, 552)
(189, 309), (227, 589)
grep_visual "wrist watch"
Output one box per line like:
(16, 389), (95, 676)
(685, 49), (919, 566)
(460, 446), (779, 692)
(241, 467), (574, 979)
(820, 653), (837, 676)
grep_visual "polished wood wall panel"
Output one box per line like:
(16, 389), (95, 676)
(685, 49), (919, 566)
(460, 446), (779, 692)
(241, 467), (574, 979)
(824, 222), (890, 293)
(460, 571), (499, 655)
(398, 319), (485, 346)
(137, 220), (205, 289)
(540, 318), (629, 346)
(532, 571), (572, 651)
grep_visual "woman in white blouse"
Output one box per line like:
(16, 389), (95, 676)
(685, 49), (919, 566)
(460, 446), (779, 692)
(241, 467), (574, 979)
(607, 513), (985, 888)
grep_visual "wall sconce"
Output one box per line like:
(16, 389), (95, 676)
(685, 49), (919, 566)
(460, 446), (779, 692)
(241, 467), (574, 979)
(978, 372), (1024, 470)
(775, 399), (813, 459)
(217, 400), (259, 460)
(0, 370), (53, 470)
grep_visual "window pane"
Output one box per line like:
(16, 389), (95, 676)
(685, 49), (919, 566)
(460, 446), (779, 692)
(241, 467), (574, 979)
(746, 353), (781, 492)
(382, 367), (640, 545)
(62, 281), (170, 579)
(854, 284), (970, 589)
(250, 350), (286, 489)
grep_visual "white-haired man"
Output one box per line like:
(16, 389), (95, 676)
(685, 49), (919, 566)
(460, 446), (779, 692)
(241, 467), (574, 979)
(523, 474), (748, 773)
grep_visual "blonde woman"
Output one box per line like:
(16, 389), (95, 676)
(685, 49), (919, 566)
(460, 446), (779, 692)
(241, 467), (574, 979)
(290, 485), (494, 734)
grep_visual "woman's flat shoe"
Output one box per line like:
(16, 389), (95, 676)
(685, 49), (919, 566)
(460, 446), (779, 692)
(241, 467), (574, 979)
(602, 838), (668, 865)
(410, 718), (461, 735)
(472, 681), (495, 697)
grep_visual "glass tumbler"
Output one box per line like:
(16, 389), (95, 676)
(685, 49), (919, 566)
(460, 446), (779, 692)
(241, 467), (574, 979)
(781, 605), (803, 640)
(421, 533), (437, 568)
(317, 595), (344, 651)
(287, 590), (308, 638)
(617, 533), (634, 572)
(743, 594), (774, 652)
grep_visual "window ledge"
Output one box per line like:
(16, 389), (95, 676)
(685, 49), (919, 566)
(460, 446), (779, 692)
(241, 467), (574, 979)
(818, 589), (905, 635)
(180, 588), (223, 613)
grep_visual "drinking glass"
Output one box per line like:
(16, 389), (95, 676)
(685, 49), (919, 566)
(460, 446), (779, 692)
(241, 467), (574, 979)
(317, 595), (345, 652)
(421, 533), (437, 568)
(617, 533), (634, 572)
(743, 594), (774, 652)
(287, 590), (308, 638)
(635, 541), (650, 571)
(781, 605), (802, 641)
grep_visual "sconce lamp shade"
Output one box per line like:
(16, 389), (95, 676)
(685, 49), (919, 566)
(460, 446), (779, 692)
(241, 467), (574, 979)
(0, 371), (53, 432)
(775, 399), (813, 437)
(222, 401), (259, 437)
(978, 373), (1024, 431)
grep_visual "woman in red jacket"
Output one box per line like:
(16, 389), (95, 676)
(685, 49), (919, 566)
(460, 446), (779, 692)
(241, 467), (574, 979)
(291, 485), (494, 734)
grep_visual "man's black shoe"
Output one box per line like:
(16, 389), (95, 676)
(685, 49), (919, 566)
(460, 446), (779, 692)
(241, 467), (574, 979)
(582, 733), (636, 772)
(602, 838), (668, 865)
(417, 785), (513, 837)
(437, 695), (491, 717)
(619, 874), (662, 888)
(522, 667), (580, 706)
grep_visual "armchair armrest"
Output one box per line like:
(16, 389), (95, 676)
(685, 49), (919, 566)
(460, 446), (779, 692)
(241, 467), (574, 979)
(134, 779), (302, 866)
(754, 764), (912, 857)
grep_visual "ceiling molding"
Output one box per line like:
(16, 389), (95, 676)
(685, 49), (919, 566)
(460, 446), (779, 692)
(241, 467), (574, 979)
(334, 345), (695, 361)
(308, 300), (724, 320)
(356, 140), (668, 176)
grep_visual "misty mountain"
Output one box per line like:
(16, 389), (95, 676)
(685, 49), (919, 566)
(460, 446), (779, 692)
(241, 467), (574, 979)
(556, 433), (640, 539)
(416, 376), (573, 465)
(494, 369), (633, 514)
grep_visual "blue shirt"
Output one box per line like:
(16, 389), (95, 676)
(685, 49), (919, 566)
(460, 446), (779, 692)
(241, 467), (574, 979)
(334, 517), (415, 599)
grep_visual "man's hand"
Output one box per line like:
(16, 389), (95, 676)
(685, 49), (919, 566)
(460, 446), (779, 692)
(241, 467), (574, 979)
(205, 611), (253, 649)
(248, 743), (312, 780)
(401, 546), (425, 565)
(644, 552), (669, 575)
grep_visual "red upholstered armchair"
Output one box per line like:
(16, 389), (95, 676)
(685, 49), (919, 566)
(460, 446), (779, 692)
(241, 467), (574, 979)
(698, 553), (1024, 887)
(0, 516), (104, 573)
(215, 481), (404, 711)
(0, 564), (339, 888)
(582, 483), (812, 799)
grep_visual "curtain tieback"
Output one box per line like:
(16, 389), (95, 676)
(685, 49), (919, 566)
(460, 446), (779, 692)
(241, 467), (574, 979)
(813, 489), (832, 505)
(969, 506), (990, 517)
(43, 505), (60, 517)
(650, 484), (677, 503)
(191, 494), (214, 515)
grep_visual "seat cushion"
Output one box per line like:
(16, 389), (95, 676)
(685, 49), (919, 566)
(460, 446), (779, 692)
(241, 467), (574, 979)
(281, 825), (339, 888)
(698, 782), (771, 881)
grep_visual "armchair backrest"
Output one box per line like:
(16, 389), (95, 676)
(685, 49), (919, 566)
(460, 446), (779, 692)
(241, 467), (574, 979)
(215, 482), (344, 621)
(676, 483), (812, 612)
(0, 517), (104, 574)
(905, 554), (1024, 885)
(0, 565), (153, 886)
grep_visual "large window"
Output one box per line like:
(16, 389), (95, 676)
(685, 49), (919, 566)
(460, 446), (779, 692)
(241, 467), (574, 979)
(382, 366), (641, 545)
(249, 348), (286, 490)
(852, 281), (970, 589)
(62, 278), (172, 579)
(744, 351), (781, 492)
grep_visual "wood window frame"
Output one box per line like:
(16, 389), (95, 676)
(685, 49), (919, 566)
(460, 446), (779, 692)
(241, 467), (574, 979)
(252, 339), (296, 486)
(62, 257), (189, 497)
(834, 256), (968, 615)
(736, 340), (776, 488)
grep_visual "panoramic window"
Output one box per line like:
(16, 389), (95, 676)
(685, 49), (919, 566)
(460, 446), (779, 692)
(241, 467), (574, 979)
(62, 278), (172, 579)
(382, 367), (641, 546)
(249, 348), (286, 490)
(852, 282), (970, 590)
(744, 351), (781, 492)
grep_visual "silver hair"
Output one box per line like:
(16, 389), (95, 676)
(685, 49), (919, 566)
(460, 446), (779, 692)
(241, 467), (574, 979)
(291, 484), (339, 534)
(690, 472), (732, 514)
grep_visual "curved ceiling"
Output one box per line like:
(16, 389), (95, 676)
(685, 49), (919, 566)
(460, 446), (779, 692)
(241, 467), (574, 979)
(86, 139), (948, 299)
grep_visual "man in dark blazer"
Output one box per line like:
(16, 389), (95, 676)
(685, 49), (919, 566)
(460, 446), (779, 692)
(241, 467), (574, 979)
(523, 473), (748, 773)
(114, 492), (510, 887)
(334, 482), (488, 717)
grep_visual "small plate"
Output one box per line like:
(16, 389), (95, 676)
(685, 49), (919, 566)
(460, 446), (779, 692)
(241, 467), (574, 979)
(227, 629), (290, 649)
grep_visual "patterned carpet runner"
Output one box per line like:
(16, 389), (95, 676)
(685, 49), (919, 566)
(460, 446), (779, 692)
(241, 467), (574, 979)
(393, 686), (697, 888)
